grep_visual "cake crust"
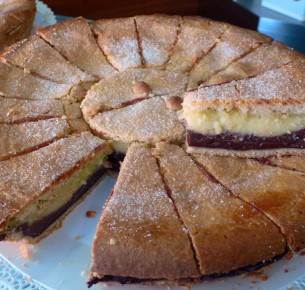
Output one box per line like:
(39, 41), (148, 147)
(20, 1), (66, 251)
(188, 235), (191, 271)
(89, 143), (199, 282)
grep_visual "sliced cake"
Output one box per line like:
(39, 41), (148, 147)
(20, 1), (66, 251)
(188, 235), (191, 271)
(187, 24), (272, 89)
(182, 60), (305, 157)
(204, 41), (301, 86)
(1, 35), (94, 84)
(135, 14), (181, 68)
(0, 118), (70, 160)
(0, 97), (64, 124)
(91, 17), (141, 71)
(37, 18), (117, 78)
(0, 132), (111, 242)
(86, 97), (184, 149)
(192, 154), (305, 251)
(0, 61), (71, 100)
(81, 68), (187, 117)
(88, 143), (199, 286)
(154, 143), (286, 275)
(166, 17), (226, 74)
(266, 154), (305, 174)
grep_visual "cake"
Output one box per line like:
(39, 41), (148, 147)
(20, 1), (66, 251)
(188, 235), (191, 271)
(0, 14), (304, 287)
(0, 0), (36, 51)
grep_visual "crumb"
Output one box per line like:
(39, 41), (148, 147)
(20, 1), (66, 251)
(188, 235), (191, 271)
(21, 263), (27, 267)
(75, 236), (81, 241)
(109, 238), (117, 245)
(284, 269), (289, 273)
(27, 276), (33, 281)
(19, 244), (33, 260)
(86, 210), (97, 218)
(300, 250), (305, 256)
(289, 286), (295, 290)
(261, 275), (268, 281)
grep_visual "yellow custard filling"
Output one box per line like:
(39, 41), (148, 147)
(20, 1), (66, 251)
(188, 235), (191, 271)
(182, 108), (305, 137)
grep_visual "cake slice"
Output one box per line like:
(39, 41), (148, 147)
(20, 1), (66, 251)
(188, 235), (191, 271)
(154, 143), (286, 275)
(166, 17), (226, 73)
(182, 60), (305, 157)
(0, 61), (71, 100)
(0, 132), (111, 242)
(91, 17), (142, 71)
(87, 97), (184, 148)
(1, 35), (94, 84)
(0, 0), (36, 51)
(266, 154), (305, 174)
(192, 153), (305, 251)
(0, 97), (64, 124)
(88, 143), (199, 286)
(0, 118), (70, 160)
(204, 42), (301, 86)
(187, 24), (272, 89)
(135, 14), (181, 68)
(37, 18), (117, 78)
(81, 68), (187, 117)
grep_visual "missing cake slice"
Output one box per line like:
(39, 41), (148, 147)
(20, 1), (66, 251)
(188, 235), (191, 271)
(182, 59), (305, 157)
(0, 132), (111, 243)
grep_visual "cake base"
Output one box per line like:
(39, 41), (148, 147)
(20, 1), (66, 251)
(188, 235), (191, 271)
(88, 252), (287, 287)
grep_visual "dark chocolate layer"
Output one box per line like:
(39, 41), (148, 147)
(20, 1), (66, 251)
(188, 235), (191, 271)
(88, 252), (286, 287)
(107, 152), (125, 171)
(0, 166), (106, 240)
(187, 128), (305, 150)
(19, 166), (107, 238)
(0, 152), (126, 241)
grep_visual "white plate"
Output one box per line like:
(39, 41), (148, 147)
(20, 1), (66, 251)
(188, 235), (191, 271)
(1, 173), (305, 290)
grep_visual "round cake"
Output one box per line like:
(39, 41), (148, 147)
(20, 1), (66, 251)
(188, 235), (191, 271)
(0, 14), (305, 287)
(0, 0), (36, 51)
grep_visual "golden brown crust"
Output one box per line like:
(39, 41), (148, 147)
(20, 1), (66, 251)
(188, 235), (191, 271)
(154, 143), (286, 274)
(0, 118), (70, 160)
(37, 18), (117, 78)
(0, 132), (108, 230)
(87, 97), (185, 144)
(81, 68), (188, 117)
(0, 97), (64, 124)
(267, 154), (305, 174)
(0, 61), (72, 100)
(183, 59), (305, 115)
(187, 24), (272, 89)
(167, 17), (226, 73)
(91, 17), (141, 71)
(90, 143), (199, 280)
(135, 14), (181, 68)
(191, 153), (305, 251)
(204, 41), (302, 86)
(1, 35), (94, 84)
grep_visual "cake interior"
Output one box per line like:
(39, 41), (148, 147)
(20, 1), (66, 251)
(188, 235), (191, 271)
(0, 147), (111, 241)
(182, 107), (305, 150)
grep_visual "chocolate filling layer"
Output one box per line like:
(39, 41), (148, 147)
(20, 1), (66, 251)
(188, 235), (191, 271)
(0, 166), (107, 241)
(187, 129), (305, 150)
(88, 252), (286, 287)
(18, 166), (107, 238)
(0, 152), (125, 242)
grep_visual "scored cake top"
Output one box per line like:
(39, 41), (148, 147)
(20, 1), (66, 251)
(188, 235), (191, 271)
(1, 14), (305, 287)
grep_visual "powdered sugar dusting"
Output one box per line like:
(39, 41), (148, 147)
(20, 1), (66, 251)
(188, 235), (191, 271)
(0, 132), (106, 224)
(0, 118), (70, 160)
(89, 97), (184, 143)
(0, 62), (71, 100)
(0, 97), (64, 124)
